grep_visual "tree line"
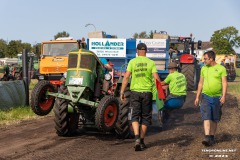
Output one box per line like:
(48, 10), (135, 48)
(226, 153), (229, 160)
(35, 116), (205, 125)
(0, 26), (239, 58)
(0, 31), (70, 58)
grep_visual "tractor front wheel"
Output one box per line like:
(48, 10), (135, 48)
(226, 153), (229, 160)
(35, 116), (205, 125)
(95, 96), (119, 132)
(30, 80), (56, 116)
(54, 98), (79, 137)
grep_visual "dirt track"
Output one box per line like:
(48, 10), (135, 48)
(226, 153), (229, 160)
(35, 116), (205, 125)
(0, 92), (239, 160)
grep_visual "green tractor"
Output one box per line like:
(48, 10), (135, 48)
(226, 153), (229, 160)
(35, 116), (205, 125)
(0, 64), (15, 81)
(30, 49), (132, 137)
(11, 53), (39, 80)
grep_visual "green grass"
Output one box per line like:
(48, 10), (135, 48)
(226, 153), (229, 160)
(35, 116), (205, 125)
(227, 68), (240, 99)
(0, 106), (37, 125)
(0, 79), (39, 126)
(29, 79), (38, 90)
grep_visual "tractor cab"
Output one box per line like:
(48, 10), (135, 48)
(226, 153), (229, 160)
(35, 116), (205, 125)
(65, 49), (112, 102)
(38, 37), (79, 85)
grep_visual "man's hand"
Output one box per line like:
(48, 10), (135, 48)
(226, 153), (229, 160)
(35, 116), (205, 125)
(120, 93), (125, 102)
(220, 96), (225, 105)
(194, 98), (199, 107)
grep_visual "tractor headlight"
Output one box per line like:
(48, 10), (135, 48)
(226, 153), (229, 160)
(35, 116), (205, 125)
(63, 72), (67, 78)
(104, 73), (112, 81)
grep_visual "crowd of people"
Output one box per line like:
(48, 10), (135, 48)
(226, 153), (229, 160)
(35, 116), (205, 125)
(220, 54), (236, 79)
(119, 43), (227, 151)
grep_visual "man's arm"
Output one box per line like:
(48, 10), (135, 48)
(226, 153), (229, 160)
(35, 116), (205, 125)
(152, 72), (161, 86)
(161, 81), (167, 85)
(120, 71), (131, 101)
(194, 76), (204, 107)
(104, 64), (113, 72)
(220, 76), (227, 104)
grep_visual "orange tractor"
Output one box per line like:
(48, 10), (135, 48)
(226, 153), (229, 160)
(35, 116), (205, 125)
(31, 37), (81, 115)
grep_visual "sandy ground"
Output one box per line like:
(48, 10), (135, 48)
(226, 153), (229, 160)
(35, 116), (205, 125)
(0, 91), (239, 160)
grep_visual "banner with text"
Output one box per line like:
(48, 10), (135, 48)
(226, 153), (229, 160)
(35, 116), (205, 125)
(89, 38), (126, 57)
(136, 39), (167, 58)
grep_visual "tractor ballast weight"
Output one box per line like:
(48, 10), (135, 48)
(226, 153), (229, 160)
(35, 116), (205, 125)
(31, 49), (131, 137)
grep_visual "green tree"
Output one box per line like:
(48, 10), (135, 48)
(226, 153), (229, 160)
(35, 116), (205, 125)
(148, 30), (157, 38)
(210, 26), (240, 54)
(54, 31), (70, 40)
(133, 31), (148, 38)
(21, 42), (32, 53)
(6, 40), (22, 58)
(32, 43), (41, 57)
(133, 30), (159, 39)
(0, 39), (7, 58)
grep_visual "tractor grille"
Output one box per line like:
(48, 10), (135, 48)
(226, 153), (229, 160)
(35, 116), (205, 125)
(68, 54), (78, 68)
(80, 54), (92, 70)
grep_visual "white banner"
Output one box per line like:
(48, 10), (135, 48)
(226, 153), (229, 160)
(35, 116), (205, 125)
(136, 39), (166, 48)
(136, 39), (167, 58)
(89, 38), (126, 57)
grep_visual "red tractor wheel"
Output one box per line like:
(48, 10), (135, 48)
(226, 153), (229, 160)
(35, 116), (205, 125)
(95, 96), (119, 132)
(31, 80), (56, 116)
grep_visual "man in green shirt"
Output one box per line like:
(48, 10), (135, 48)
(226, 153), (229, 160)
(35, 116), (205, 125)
(159, 62), (186, 122)
(194, 50), (227, 146)
(161, 62), (187, 100)
(120, 43), (161, 151)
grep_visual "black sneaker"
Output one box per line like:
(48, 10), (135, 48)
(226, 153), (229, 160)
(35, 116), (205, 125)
(134, 139), (141, 151)
(202, 137), (213, 147)
(210, 137), (216, 145)
(140, 143), (147, 150)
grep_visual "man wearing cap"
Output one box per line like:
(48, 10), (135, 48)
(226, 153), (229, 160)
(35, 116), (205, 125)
(120, 43), (161, 151)
(161, 62), (187, 100)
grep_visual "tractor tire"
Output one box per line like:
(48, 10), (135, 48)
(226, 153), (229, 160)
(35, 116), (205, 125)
(181, 64), (199, 91)
(31, 80), (56, 116)
(115, 89), (134, 139)
(95, 96), (119, 132)
(54, 94), (79, 137)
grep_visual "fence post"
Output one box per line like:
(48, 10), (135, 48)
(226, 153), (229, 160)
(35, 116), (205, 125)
(22, 49), (29, 105)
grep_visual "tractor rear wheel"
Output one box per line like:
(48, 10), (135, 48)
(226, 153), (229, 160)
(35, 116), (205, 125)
(31, 80), (56, 116)
(115, 89), (134, 139)
(54, 98), (79, 137)
(95, 96), (119, 132)
(181, 64), (199, 91)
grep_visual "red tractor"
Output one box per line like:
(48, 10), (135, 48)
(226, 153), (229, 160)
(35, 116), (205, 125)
(169, 35), (202, 91)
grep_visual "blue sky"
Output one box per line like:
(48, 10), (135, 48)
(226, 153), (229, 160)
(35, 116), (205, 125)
(0, 0), (240, 52)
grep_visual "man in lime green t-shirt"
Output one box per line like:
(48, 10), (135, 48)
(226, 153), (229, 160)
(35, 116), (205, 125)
(120, 43), (161, 151)
(161, 62), (187, 99)
(194, 50), (227, 147)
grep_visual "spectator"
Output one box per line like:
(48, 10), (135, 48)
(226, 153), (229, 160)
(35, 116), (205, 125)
(220, 59), (225, 66)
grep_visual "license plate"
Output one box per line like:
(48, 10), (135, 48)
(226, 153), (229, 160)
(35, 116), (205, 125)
(69, 78), (83, 85)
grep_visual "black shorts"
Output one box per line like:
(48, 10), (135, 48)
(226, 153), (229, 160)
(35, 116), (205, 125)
(129, 91), (152, 126)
